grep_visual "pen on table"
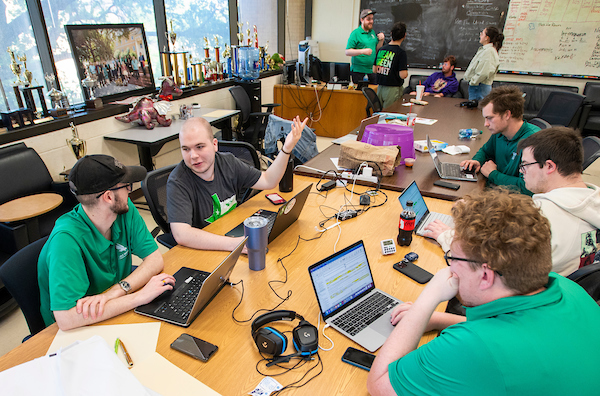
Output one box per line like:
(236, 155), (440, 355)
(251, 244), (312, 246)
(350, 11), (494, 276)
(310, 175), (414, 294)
(115, 337), (134, 367)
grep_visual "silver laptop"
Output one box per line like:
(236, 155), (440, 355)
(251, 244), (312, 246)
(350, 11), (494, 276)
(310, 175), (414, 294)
(308, 240), (402, 352)
(398, 180), (454, 237)
(225, 184), (312, 244)
(427, 135), (477, 182)
(135, 237), (247, 327)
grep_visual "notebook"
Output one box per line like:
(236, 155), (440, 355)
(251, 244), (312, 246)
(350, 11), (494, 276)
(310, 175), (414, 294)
(134, 237), (247, 327)
(398, 180), (454, 237)
(427, 135), (478, 182)
(308, 240), (402, 352)
(225, 184), (313, 244)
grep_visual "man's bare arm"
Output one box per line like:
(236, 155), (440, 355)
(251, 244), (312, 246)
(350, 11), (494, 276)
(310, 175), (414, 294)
(171, 222), (245, 251)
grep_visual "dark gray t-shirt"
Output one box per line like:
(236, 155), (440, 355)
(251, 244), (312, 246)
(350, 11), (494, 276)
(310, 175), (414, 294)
(166, 152), (262, 229)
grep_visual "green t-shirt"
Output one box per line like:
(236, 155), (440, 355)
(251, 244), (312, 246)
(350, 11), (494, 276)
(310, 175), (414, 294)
(388, 273), (600, 395)
(472, 120), (540, 195)
(346, 26), (379, 74)
(38, 199), (158, 326)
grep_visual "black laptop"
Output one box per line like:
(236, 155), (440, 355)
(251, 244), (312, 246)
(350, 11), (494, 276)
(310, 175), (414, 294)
(135, 237), (246, 327)
(225, 184), (312, 244)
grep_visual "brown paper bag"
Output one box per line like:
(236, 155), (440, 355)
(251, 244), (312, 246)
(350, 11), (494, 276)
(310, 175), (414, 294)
(338, 140), (401, 176)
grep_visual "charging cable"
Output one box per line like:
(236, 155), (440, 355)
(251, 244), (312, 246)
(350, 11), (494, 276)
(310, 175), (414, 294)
(317, 313), (334, 351)
(315, 221), (341, 233)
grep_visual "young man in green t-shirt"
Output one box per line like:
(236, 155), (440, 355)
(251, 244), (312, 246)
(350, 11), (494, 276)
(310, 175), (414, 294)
(345, 9), (385, 84)
(38, 155), (175, 330)
(367, 189), (600, 395)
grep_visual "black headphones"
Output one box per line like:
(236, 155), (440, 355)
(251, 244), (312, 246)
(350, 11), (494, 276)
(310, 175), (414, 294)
(251, 310), (319, 366)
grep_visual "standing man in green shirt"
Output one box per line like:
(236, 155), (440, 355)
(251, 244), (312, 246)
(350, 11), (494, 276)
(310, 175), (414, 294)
(461, 85), (540, 195)
(367, 189), (600, 396)
(38, 154), (175, 330)
(346, 9), (385, 84)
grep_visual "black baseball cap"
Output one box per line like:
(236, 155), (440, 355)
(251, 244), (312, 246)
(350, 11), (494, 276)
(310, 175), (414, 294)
(360, 9), (376, 19)
(69, 154), (147, 195)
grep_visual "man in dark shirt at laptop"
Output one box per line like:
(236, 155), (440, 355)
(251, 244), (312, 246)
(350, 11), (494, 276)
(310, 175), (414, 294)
(167, 115), (307, 251)
(367, 189), (600, 395)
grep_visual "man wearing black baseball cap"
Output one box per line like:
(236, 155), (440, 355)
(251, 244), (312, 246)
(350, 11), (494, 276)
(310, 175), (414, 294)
(346, 9), (385, 84)
(38, 154), (175, 330)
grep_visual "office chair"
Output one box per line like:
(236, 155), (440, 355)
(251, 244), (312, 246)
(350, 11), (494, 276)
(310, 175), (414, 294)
(0, 236), (48, 340)
(582, 82), (600, 137)
(218, 140), (261, 204)
(528, 117), (552, 130)
(229, 86), (280, 151)
(362, 87), (382, 117)
(567, 261), (600, 304)
(141, 164), (178, 249)
(582, 136), (600, 170)
(535, 91), (586, 129)
(402, 75), (429, 95)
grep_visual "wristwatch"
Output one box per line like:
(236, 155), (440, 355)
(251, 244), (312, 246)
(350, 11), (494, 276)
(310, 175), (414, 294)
(119, 280), (131, 294)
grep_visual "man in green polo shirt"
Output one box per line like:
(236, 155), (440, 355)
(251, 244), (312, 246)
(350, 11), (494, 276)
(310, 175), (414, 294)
(461, 85), (540, 195)
(367, 189), (600, 395)
(345, 9), (384, 84)
(38, 155), (175, 330)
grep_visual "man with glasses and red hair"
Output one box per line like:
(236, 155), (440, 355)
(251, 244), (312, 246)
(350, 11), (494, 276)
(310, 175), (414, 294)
(38, 154), (175, 330)
(367, 189), (600, 396)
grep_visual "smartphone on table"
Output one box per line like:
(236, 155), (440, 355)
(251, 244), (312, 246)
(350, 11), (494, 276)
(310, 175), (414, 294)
(170, 333), (218, 362)
(341, 347), (376, 371)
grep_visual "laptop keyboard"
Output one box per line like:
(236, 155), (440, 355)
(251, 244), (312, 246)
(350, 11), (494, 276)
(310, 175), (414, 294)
(442, 162), (464, 177)
(332, 292), (399, 336)
(154, 272), (208, 321)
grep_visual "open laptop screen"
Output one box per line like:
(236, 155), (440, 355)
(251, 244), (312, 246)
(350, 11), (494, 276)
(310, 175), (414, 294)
(308, 241), (374, 318)
(398, 181), (429, 227)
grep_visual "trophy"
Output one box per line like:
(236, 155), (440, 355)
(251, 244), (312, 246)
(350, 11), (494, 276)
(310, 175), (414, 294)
(214, 35), (220, 63)
(45, 73), (69, 110)
(7, 48), (24, 86)
(66, 122), (86, 159)
(18, 53), (32, 86)
(237, 22), (244, 44)
(168, 20), (177, 52)
(253, 25), (258, 48)
(81, 75), (97, 99)
(246, 23), (251, 46)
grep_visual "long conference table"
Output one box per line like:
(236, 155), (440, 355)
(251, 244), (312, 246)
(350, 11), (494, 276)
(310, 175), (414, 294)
(0, 176), (453, 395)
(295, 95), (488, 200)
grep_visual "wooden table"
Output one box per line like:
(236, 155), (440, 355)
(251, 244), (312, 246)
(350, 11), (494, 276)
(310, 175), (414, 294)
(104, 107), (240, 171)
(0, 176), (452, 395)
(0, 192), (63, 241)
(273, 84), (376, 138)
(295, 95), (488, 200)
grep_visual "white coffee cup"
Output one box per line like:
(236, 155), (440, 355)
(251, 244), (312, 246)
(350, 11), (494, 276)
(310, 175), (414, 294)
(407, 113), (417, 127)
(415, 85), (425, 101)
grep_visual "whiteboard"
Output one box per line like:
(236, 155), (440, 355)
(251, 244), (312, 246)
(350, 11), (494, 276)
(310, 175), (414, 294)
(499, 0), (600, 77)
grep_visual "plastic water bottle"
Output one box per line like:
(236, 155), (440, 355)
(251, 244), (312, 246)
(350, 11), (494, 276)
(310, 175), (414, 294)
(397, 201), (416, 246)
(459, 128), (481, 139)
(238, 46), (260, 81)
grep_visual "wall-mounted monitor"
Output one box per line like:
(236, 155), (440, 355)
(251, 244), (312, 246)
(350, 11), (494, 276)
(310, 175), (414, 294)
(65, 23), (156, 103)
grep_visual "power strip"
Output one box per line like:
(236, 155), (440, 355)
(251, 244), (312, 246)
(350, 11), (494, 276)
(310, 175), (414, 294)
(341, 171), (378, 184)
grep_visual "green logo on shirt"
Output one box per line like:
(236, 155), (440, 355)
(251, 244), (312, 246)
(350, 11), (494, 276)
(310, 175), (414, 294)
(205, 193), (237, 224)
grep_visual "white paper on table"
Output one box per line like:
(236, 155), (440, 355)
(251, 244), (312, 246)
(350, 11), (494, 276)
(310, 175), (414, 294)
(332, 134), (358, 144)
(203, 109), (235, 118)
(415, 117), (437, 125)
(442, 145), (471, 155)
(131, 352), (221, 396)
(47, 322), (161, 367)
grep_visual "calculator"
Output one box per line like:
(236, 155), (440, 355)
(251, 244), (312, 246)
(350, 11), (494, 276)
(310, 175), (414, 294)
(380, 239), (397, 255)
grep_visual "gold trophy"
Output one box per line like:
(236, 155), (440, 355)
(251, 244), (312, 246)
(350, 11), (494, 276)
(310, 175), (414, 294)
(169, 20), (177, 51)
(7, 48), (24, 86)
(18, 53), (32, 86)
(237, 22), (244, 44)
(66, 122), (86, 159)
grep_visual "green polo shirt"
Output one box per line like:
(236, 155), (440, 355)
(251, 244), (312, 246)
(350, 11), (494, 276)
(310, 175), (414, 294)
(346, 26), (379, 74)
(389, 273), (600, 395)
(472, 120), (540, 195)
(38, 199), (158, 326)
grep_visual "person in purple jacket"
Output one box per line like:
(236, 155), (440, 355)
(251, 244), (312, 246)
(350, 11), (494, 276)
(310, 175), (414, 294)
(421, 55), (459, 97)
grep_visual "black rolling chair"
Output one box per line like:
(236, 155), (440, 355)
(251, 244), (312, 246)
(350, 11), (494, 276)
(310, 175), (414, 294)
(402, 74), (429, 95)
(568, 261), (600, 304)
(528, 117), (552, 130)
(229, 86), (280, 151)
(582, 82), (600, 137)
(535, 91), (586, 129)
(141, 164), (178, 249)
(362, 87), (383, 117)
(218, 140), (261, 204)
(582, 136), (600, 170)
(0, 236), (48, 339)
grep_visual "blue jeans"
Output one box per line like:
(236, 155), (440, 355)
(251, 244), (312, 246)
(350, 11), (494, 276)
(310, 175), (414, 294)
(264, 114), (319, 163)
(468, 84), (492, 101)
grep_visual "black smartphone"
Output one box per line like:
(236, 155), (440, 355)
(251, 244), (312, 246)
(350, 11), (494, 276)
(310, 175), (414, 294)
(266, 192), (286, 205)
(433, 180), (460, 190)
(341, 347), (376, 371)
(393, 260), (433, 284)
(171, 333), (218, 362)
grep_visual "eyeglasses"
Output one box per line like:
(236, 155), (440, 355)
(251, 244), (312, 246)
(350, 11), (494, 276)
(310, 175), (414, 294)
(518, 161), (542, 173)
(96, 183), (133, 199)
(444, 252), (502, 276)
